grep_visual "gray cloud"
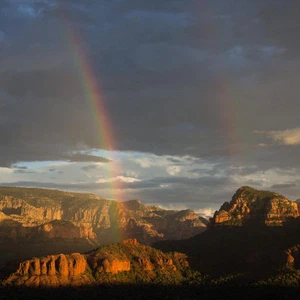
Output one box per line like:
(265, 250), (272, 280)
(0, 145), (110, 167)
(13, 166), (28, 170)
(270, 183), (297, 189)
(0, 174), (232, 208)
(67, 154), (111, 163)
(81, 164), (101, 172)
(1, 0), (57, 18)
(13, 169), (35, 174)
(0, 0), (300, 207)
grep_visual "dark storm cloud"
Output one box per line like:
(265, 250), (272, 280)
(1, 0), (57, 17)
(189, 164), (261, 178)
(131, 186), (235, 208)
(1, 0), (300, 174)
(0, 144), (110, 167)
(0, 181), (84, 190)
(0, 180), (122, 192)
(0, 68), (81, 98)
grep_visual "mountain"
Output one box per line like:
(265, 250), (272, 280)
(0, 186), (206, 265)
(210, 186), (299, 226)
(155, 187), (300, 277)
(3, 187), (300, 298)
(3, 239), (190, 287)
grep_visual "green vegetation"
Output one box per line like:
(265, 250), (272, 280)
(212, 186), (298, 227)
(85, 240), (192, 285)
(237, 186), (282, 203)
(256, 270), (300, 287)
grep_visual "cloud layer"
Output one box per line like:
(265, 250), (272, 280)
(1, 0), (300, 210)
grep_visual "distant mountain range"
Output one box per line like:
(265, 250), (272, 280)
(0, 186), (207, 266)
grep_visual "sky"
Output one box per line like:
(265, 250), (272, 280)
(1, 0), (300, 218)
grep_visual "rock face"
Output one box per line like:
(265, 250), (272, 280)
(210, 186), (299, 226)
(0, 187), (206, 265)
(4, 239), (189, 287)
(6, 253), (92, 287)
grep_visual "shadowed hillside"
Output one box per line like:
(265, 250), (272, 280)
(155, 187), (300, 279)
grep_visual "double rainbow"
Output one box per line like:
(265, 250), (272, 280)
(62, 18), (124, 242)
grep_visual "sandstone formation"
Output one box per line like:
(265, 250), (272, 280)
(210, 186), (299, 226)
(6, 253), (92, 287)
(4, 239), (189, 287)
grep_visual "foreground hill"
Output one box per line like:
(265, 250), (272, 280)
(3, 239), (190, 287)
(2, 235), (300, 299)
(0, 186), (206, 265)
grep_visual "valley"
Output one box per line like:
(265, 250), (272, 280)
(2, 186), (300, 298)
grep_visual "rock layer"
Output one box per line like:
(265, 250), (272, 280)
(6, 253), (92, 287)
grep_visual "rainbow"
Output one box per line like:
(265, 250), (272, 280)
(217, 77), (251, 172)
(193, 1), (247, 164)
(61, 17), (124, 242)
